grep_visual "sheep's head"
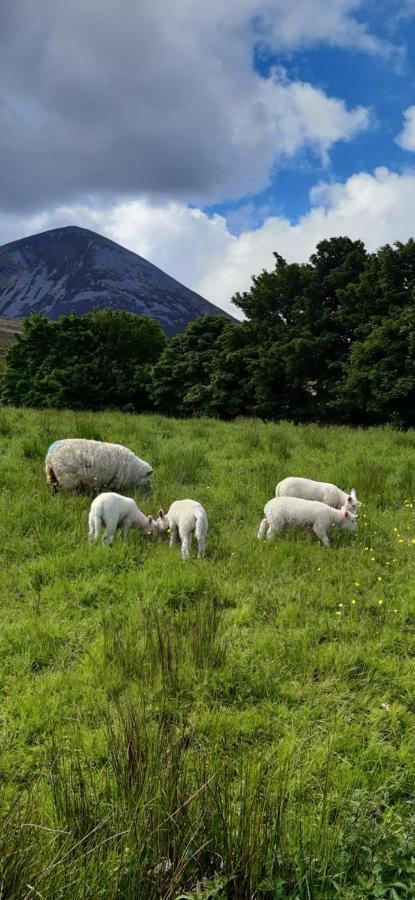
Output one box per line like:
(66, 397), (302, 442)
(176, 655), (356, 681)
(345, 488), (360, 514)
(155, 509), (170, 534)
(341, 507), (358, 533)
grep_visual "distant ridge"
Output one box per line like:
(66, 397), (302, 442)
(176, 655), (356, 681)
(0, 226), (232, 336)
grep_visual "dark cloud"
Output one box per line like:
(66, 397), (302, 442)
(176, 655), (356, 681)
(0, 0), (377, 213)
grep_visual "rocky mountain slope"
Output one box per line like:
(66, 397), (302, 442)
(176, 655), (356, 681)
(0, 226), (230, 335)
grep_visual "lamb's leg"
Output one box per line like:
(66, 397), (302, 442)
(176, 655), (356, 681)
(103, 528), (116, 545)
(120, 516), (131, 540)
(257, 518), (268, 539)
(195, 516), (206, 558)
(169, 524), (178, 547)
(267, 521), (283, 541)
(102, 517), (118, 545)
(313, 523), (330, 547)
(89, 514), (101, 543)
(180, 529), (192, 561)
(197, 533), (206, 558)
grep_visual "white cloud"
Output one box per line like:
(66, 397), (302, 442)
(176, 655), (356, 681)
(1, 167), (415, 317)
(396, 105), (415, 150)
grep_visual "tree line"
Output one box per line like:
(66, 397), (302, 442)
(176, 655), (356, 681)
(2, 235), (415, 426)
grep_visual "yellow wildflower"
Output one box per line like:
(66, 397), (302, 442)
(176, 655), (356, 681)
(378, 599), (383, 606)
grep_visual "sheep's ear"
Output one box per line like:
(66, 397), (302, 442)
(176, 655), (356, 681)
(347, 496), (352, 503)
(158, 509), (165, 518)
(351, 489), (357, 498)
(344, 510), (349, 518)
(147, 515), (153, 525)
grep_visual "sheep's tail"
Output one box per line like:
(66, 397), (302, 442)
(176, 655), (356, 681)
(45, 458), (59, 495)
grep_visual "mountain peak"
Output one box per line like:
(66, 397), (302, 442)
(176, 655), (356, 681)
(0, 227), (231, 335)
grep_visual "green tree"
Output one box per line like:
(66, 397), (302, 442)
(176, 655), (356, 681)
(232, 237), (368, 420)
(1, 309), (166, 411)
(149, 315), (230, 416)
(338, 306), (415, 426)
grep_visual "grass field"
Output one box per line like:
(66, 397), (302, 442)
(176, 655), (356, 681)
(1, 408), (415, 899)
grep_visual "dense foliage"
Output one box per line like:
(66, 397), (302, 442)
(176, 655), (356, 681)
(2, 235), (415, 424)
(1, 309), (166, 411)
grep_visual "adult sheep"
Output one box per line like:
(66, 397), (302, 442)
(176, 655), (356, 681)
(45, 439), (153, 495)
(275, 477), (360, 514)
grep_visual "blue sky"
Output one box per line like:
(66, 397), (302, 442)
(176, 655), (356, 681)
(2, 0), (415, 312)
(208, 10), (415, 229)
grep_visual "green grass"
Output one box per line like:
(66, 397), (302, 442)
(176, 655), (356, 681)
(1, 408), (415, 898)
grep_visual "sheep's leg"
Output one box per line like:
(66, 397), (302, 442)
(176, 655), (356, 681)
(313, 523), (330, 547)
(257, 518), (269, 540)
(169, 524), (178, 547)
(197, 533), (206, 558)
(180, 529), (192, 561)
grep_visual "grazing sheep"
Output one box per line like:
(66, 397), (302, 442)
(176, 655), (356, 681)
(155, 500), (208, 561)
(88, 492), (156, 545)
(275, 477), (360, 514)
(45, 439), (153, 495)
(258, 496), (357, 548)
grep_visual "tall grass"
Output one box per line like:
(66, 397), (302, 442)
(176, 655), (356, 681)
(1, 409), (415, 897)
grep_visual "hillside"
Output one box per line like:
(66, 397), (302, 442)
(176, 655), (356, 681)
(0, 226), (230, 336)
(1, 408), (415, 898)
(0, 315), (22, 354)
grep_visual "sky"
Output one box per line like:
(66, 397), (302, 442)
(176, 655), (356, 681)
(1, 0), (415, 314)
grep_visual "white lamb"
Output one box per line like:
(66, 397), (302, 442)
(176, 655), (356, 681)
(88, 492), (156, 545)
(275, 476), (360, 514)
(258, 496), (357, 548)
(155, 500), (208, 561)
(45, 439), (153, 495)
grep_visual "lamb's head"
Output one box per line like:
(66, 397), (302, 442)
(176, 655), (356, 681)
(155, 509), (170, 535)
(340, 507), (358, 533)
(146, 515), (157, 536)
(344, 489), (360, 514)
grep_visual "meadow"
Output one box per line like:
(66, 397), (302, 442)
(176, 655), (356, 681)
(1, 408), (415, 898)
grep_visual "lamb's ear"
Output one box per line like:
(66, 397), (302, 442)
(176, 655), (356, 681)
(351, 489), (357, 499)
(147, 515), (153, 525)
(347, 496), (352, 503)
(344, 510), (349, 518)
(158, 509), (165, 518)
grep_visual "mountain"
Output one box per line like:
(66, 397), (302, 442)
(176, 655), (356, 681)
(0, 226), (231, 336)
